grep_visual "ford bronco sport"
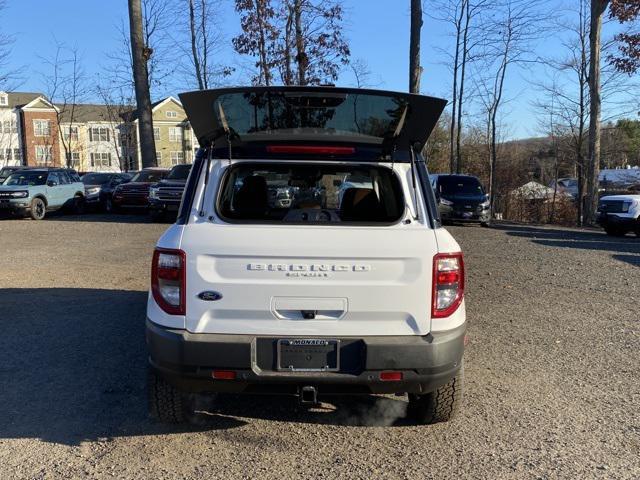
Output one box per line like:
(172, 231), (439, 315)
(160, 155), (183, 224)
(0, 167), (85, 220)
(146, 87), (466, 424)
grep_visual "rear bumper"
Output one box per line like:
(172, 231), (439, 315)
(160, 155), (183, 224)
(146, 319), (466, 395)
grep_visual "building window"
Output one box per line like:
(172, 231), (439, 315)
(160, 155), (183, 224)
(5, 148), (12, 161)
(35, 146), (53, 165)
(166, 111), (177, 118)
(0, 94), (7, 106)
(90, 152), (112, 167)
(170, 151), (184, 165)
(168, 127), (183, 143)
(156, 151), (162, 162)
(13, 148), (20, 162)
(3, 120), (18, 133)
(66, 152), (81, 168)
(34, 120), (51, 137)
(153, 127), (160, 140)
(63, 126), (79, 141)
(89, 127), (110, 142)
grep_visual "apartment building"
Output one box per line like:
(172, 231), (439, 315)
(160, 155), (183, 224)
(0, 91), (39, 167)
(0, 91), (197, 174)
(129, 96), (198, 169)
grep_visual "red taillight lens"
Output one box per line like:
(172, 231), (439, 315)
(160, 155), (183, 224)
(432, 252), (464, 318)
(212, 370), (237, 380)
(380, 371), (403, 381)
(151, 248), (186, 315)
(266, 145), (356, 155)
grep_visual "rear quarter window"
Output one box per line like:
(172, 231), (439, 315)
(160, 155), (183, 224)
(217, 163), (405, 225)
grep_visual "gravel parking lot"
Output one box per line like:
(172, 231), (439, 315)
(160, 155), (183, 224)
(0, 213), (638, 479)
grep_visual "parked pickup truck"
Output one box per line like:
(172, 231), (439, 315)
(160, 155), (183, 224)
(148, 164), (192, 222)
(146, 87), (466, 425)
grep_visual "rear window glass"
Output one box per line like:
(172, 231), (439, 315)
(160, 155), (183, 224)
(131, 170), (167, 183)
(167, 164), (192, 180)
(218, 163), (404, 224)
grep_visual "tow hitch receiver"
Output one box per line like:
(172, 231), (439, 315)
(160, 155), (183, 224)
(299, 386), (318, 404)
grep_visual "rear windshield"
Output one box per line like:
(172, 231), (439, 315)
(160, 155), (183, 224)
(218, 163), (404, 224)
(438, 176), (484, 196)
(215, 91), (409, 143)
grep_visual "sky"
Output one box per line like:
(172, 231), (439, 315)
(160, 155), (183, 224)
(2, 0), (637, 140)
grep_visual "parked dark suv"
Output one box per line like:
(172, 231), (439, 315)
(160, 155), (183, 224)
(430, 174), (491, 226)
(111, 168), (169, 211)
(148, 163), (192, 222)
(81, 172), (134, 212)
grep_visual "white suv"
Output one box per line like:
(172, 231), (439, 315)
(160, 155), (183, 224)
(597, 194), (640, 237)
(146, 87), (466, 424)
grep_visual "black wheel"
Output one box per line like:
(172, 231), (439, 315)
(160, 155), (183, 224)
(72, 195), (85, 215)
(604, 226), (626, 237)
(29, 197), (46, 220)
(147, 368), (190, 423)
(480, 221), (491, 228)
(635, 220), (640, 238)
(408, 363), (463, 424)
(150, 210), (165, 223)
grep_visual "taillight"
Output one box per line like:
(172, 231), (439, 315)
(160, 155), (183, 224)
(432, 252), (464, 318)
(151, 248), (186, 315)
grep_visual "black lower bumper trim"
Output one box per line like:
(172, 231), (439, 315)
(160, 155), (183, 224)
(146, 320), (466, 395)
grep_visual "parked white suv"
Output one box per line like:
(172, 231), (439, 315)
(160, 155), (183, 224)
(146, 87), (466, 424)
(597, 194), (640, 237)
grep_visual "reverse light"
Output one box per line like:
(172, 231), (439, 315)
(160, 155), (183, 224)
(151, 248), (186, 315)
(266, 145), (356, 155)
(432, 252), (464, 318)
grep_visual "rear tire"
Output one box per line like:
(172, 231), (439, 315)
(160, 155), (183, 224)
(29, 197), (46, 220)
(408, 363), (463, 424)
(147, 368), (190, 423)
(480, 221), (491, 228)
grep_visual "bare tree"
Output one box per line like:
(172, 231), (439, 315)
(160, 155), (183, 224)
(0, 1), (20, 90)
(40, 41), (89, 168)
(234, 0), (350, 86)
(409, 0), (423, 93)
(128, 0), (157, 168)
(584, 0), (610, 224)
(95, 84), (137, 172)
(474, 0), (547, 212)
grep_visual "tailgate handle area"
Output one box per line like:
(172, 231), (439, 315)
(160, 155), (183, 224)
(271, 297), (347, 320)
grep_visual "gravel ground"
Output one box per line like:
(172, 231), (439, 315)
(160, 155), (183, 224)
(0, 213), (638, 479)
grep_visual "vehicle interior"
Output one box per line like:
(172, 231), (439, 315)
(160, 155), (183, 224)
(218, 163), (405, 223)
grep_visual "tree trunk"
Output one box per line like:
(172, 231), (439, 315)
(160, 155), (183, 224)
(256, 0), (272, 86)
(456, 0), (470, 174)
(449, 3), (463, 174)
(128, 0), (157, 168)
(294, 0), (307, 86)
(283, 2), (294, 85)
(409, 0), (423, 93)
(585, 0), (609, 224)
(189, 0), (205, 90)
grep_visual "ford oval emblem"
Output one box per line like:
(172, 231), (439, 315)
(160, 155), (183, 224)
(198, 291), (223, 301)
